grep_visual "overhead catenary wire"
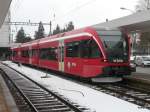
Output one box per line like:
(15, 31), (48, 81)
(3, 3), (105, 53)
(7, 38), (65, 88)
(51, 0), (97, 22)
(11, 0), (23, 18)
(10, 0), (97, 25)
(9, 0), (98, 37)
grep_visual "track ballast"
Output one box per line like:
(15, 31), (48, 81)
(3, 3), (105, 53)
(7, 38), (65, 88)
(0, 64), (91, 112)
(1, 62), (150, 110)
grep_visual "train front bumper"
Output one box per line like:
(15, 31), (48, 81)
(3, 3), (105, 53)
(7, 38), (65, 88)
(95, 66), (131, 78)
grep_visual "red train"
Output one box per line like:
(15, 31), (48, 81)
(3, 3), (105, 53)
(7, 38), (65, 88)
(11, 26), (131, 82)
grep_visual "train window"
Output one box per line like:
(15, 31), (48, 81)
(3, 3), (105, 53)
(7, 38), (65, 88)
(31, 49), (38, 57)
(29, 50), (32, 57)
(80, 40), (102, 58)
(12, 51), (17, 57)
(21, 50), (29, 57)
(49, 48), (58, 60)
(40, 47), (57, 61)
(66, 41), (80, 57)
(40, 48), (48, 59)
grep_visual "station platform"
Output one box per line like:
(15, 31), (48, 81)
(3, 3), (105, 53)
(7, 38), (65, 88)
(0, 61), (150, 112)
(0, 73), (19, 112)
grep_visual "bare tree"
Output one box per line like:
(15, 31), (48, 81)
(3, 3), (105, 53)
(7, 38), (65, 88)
(136, 0), (150, 11)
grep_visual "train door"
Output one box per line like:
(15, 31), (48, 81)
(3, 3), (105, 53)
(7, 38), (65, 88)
(59, 40), (64, 72)
(80, 39), (103, 77)
(65, 40), (83, 76)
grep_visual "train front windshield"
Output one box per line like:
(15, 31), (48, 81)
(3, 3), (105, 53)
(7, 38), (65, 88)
(97, 30), (129, 63)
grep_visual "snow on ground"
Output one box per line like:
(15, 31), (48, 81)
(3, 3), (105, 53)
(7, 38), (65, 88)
(3, 61), (150, 112)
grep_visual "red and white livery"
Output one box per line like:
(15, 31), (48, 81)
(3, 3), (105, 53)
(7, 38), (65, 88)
(11, 26), (132, 82)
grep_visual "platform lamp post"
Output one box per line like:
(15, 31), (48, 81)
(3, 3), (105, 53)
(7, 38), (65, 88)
(49, 21), (52, 36)
(132, 32), (137, 56)
(147, 0), (150, 10)
(49, 13), (55, 36)
(120, 7), (135, 13)
(120, 7), (136, 57)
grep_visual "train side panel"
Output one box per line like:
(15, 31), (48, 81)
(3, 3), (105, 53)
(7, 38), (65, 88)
(12, 47), (21, 63)
(11, 27), (131, 82)
(64, 34), (104, 78)
(64, 35), (84, 76)
(30, 42), (39, 66)
(20, 46), (29, 64)
(38, 41), (59, 71)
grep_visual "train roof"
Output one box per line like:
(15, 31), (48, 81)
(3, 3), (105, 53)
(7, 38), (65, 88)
(21, 39), (39, 47)
(11, 43), (22, 49)
(92, 25), (121, 31)
(19, 27), (92, 47)
(12, 26), (122, 49)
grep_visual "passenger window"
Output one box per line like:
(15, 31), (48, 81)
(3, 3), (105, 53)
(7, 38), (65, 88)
(31, 49), (38, 57)
(66, 40), (102, 58)
(66, 41), (80, 57)
(40, 47), (57, 61)
(81, 40), (102, 58)
(50, 47), (58, 60)
(12, 51), (17, 57)
(21, 50), (29, 57)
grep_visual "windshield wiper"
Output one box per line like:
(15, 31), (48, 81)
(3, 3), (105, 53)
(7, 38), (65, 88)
(103, 39), (108, 48)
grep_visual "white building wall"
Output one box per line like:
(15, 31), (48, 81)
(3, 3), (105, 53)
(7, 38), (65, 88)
(0, 10), (11, 47)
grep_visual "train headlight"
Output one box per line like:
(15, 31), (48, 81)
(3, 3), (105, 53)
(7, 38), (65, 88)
(113, 59), (123, 63)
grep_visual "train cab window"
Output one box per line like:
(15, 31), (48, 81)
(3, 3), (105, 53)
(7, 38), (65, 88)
(66, 41), (80, 57)
(80, 39), (102, 58)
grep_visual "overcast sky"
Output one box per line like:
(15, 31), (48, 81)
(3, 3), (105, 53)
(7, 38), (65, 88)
(10, 0), (139, 37)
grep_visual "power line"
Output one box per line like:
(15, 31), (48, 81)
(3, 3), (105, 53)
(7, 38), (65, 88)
(5, 21), (50, 26)
(11, 0), (24, 18)
(51, 0), (97, 22)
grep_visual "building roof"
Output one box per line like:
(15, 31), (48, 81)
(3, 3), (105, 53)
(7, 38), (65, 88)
(0, 0), (11, 28)
(93, 10), (150, 33)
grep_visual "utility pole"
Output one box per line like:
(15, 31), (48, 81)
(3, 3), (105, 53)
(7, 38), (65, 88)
(49, 13), (55, 36)
(5, 21), (50, 26)
(147, 0), (150, 9)
(49, 21), (52, 35)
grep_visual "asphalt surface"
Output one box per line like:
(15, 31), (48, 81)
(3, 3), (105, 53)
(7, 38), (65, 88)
(135, 66), (150, 74)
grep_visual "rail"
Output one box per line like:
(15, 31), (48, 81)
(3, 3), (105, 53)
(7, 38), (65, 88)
(0, 64), (91, 112)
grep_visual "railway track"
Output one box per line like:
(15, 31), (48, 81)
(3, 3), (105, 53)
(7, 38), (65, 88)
(44, 66), (150, 109)
(1, 62), (150, 110)
(0, 64), (91, 112)
(90, 83), (150, 109)
(37, 65), (150, 109)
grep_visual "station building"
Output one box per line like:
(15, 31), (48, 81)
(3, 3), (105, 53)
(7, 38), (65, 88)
(0, 10), (11, 60)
